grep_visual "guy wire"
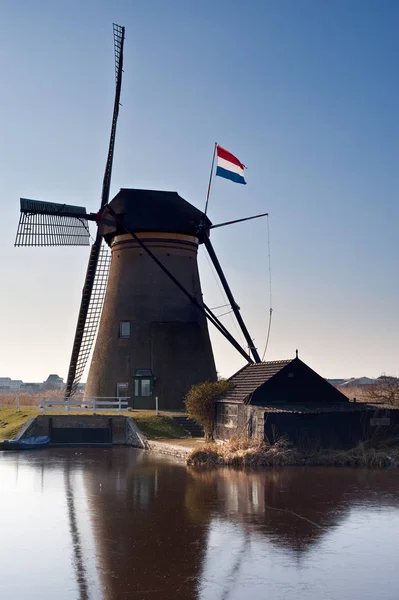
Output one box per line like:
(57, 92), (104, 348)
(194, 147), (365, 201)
(261, 214), (273, 361)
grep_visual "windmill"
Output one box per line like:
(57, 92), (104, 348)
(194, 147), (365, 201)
(15, 25), (267, 409)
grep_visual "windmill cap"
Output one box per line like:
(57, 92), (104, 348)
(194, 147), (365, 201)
(101, 188), (212, 241)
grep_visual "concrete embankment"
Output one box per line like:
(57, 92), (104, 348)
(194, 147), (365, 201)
(4, 415), (147, 449)
(146, 440), (192, 461)
(2, 415), (199, 460)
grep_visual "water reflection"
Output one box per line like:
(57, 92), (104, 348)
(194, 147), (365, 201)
(188, 467), (399, 553)
(1, 448), (399, 600)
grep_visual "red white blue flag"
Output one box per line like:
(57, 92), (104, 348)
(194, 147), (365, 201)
(216, 145), (246, 185)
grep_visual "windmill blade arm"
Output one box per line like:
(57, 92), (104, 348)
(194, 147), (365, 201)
(203, 236), (261, 363)
(209, 212), (268, 230)
(15, 198), (92, 247)
(100, 24), (125, 210)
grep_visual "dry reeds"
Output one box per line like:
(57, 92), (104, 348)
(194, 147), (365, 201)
(0, 390), (83, 407)
(187, 436), (399, 469)
(187, 437), (298, 467)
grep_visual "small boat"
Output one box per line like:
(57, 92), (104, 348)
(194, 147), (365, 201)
(2, 436), (50, 450)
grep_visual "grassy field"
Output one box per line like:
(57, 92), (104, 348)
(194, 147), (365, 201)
(0, 406), (187, 442)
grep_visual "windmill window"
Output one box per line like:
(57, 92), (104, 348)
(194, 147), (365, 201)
(119, 321), (131, 338)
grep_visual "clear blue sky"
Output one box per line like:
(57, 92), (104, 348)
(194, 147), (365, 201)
(1, 0), (398, 382)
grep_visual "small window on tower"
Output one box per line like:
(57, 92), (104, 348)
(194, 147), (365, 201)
(119, 321), (131, 338)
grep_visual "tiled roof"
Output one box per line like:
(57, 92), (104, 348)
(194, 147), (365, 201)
(262, 402), (399, 414)
(220, 360), (292, 403)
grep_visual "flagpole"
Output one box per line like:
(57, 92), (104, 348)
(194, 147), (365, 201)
(204, 142), (217, 217)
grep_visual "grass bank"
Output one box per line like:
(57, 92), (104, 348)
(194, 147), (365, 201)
(131, 411), (186, 439)
(187, 437), (399, 469)
(0, 408), (37, 442)
(0, 407), (187, 442)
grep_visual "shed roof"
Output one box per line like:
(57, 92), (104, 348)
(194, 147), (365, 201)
(261, 402), (399, 414)
(220, 360), (292, 403)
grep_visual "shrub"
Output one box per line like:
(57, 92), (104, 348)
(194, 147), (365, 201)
(184, 380), (234, 441)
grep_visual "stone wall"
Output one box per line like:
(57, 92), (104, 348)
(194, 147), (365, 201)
(146, 440), (191, 461)
(51, 415), (111, 429)
(14, 417), (37, 440)
(125, 418), (148, 449)
(112, 416), (128, 444)
(214, 404), (264, 441)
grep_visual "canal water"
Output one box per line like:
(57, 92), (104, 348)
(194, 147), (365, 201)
(1, 448), (399, 600)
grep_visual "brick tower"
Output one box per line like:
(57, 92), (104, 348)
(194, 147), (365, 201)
(85, 189), (217, 409)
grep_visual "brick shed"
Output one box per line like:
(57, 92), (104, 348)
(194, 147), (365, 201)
(214, 357), (399, 447)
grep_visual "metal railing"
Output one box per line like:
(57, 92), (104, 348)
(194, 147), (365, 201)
(37, 397), (130, 415)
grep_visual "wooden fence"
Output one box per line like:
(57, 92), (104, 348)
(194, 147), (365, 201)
(37, 397), (129, 415)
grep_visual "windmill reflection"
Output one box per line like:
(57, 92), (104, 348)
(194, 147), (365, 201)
(82, 449), (210, 600)
(64, 464), (90, 600)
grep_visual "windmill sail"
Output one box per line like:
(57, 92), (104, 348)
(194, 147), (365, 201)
(15, 199), (90, 247)
(64, 24), (125, 398)
(68, 242), (111, 396)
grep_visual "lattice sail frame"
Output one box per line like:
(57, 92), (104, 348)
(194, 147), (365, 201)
(15, 198), (90, 247)
(69, 242), (112, 396)
(113, 23), (124, 85)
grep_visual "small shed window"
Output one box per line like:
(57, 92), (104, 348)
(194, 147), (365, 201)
(119, 321), (131, 338)
(217, 404), (238, 428)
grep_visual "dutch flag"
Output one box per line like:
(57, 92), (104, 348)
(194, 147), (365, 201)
(216, 145), (246, 185)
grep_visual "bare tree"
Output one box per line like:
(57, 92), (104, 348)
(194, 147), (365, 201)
(364, 375), (399, 407)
